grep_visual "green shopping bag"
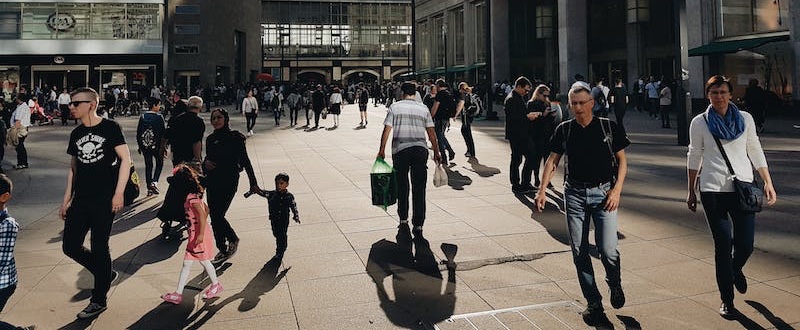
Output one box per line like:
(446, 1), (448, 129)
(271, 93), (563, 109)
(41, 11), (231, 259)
(370, 157), (398, 209)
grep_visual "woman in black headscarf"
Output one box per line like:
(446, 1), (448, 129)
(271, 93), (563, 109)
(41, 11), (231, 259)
(203, 108), (261, 263)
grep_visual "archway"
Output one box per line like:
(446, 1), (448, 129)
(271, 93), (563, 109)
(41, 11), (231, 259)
(390, 68), (412, 81)
(342, 69), (379, 86)
(297, 69), (327, 84)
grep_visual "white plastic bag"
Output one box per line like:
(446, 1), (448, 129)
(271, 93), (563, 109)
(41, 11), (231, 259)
(433, 165), (448, 187)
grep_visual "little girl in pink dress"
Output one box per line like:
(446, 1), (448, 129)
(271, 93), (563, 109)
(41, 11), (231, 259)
(161, 164), (223, 304)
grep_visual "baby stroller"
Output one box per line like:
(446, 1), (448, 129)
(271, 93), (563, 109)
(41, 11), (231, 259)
(31, 101), (54, 126)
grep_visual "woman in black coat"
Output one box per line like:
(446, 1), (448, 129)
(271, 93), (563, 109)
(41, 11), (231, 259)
(203, 108), (261, 262)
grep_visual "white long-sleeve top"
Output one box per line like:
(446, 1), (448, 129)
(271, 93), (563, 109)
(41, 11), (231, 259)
(329, 92), (342, 105)
(687, 109), (768, 192)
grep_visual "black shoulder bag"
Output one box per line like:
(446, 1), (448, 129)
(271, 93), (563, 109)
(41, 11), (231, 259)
(704, 116), (764, 212)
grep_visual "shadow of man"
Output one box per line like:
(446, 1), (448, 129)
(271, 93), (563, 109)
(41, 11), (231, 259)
(746, 300), (791, 329)
(464, 157), (501, 178)
(514, 191), (571, 246)
(366, 228), (457, 328)
(444, 167), (472, 191)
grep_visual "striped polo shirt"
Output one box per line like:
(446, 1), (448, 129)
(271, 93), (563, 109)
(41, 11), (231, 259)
(383, 99), (434, 154)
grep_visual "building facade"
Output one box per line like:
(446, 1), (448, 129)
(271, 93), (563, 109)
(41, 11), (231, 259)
(166, 0), (262, 96)
(0, 0), (163, 100)
(415, 0), (799, 108)
(261, 0), (412, 85)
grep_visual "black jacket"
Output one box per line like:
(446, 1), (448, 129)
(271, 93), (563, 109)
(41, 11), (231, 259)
(204, 128), (257, 187)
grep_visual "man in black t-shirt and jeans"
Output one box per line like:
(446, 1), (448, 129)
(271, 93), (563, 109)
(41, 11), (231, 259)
(60, 87), (131, 319)
(165, 96), (205, 167)
(534, 81), (630, 326)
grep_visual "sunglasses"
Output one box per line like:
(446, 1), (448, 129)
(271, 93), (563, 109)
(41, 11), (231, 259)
(69, 100), (93, 107)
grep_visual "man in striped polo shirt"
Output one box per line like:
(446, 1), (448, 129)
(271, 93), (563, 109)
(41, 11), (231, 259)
(378, 82), (442, 236)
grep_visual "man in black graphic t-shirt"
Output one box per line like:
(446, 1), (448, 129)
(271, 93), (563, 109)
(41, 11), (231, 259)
(59, 87), (131, 320)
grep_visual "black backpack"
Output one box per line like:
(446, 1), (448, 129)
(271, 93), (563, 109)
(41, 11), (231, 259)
(464, 93), (483, 117)
(439, 90), (457, 118)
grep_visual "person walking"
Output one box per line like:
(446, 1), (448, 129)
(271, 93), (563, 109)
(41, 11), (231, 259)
(0, 174), (36, 330)
(686, 75), (777, 318)
(160, 164), (223, 305)
(609, 79), (629, 129)
(328, 87), (343, 128)
(242, 90), (259, 136)
(430, 79), (456, 164)
(743, 78), (767, 133)
(165, 97), (205, 167)
(534, 81), (630, 325)
(286, 89), (301, 127)
(357, 85), (370, 127)
(204, 108), (260, 263)
(505, 77), (536, 194)
(58, 88), (72, 125)
(454, 82), (476, 158)
(60, 87), (131, 319)
(310, 85), (327, 130)
(526, 84), (556, 188)
(136, 97), (166, 196)
(659, 79), (673, 128)
(10, 95), (31, 170)
(378, 82), (441, 236)
(645, 77), (660, 118)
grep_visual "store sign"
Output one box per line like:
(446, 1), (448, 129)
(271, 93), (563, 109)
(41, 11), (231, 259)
(47, 13), (77, 32)
(53, 56), (65, 64)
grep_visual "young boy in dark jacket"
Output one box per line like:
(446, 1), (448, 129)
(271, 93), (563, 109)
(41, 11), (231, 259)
(250, 173), (299, 259)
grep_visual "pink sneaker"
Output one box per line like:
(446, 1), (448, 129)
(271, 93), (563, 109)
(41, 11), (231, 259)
(161, 292), (182, 305)
(202, 282), (223, 299)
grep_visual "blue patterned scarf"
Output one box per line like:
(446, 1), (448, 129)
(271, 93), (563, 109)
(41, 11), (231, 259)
(706, 102), (745, 140)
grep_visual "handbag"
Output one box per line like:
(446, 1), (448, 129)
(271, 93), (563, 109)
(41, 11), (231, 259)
(705, 116), (764, 212)
(433, 164), (448, 187)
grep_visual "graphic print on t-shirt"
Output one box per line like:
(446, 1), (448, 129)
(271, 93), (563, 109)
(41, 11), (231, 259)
(75, 133), (108, 164)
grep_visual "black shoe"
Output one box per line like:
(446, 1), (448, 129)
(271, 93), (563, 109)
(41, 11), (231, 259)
(610, 285), (626, 309)
(734, 270), (747, 294)
(719, 302), (738, 319)
(160, 222), (172, 240)
(76, 302), (107, 319)
(511, 185), (526, 194)
(580, 302), (606, 326)
(522, 184), (536, 193)
(448, 150), (456, 161)
(212, 251), (229, 264)
(227, 240), (239, 259)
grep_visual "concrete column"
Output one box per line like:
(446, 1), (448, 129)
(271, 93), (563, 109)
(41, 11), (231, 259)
(790, 0), (800, 105)
(626, 23), (644, 87)
(686, 0), (712, 99)
(490, 0), (509, 83)
(557, 0), (588, 91)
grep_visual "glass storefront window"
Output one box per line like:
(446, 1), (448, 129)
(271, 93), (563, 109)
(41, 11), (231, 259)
(14, 3), (161, 40)
(718, 0), (789, 37)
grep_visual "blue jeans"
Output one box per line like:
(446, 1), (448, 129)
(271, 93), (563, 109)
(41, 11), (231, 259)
(565, 181), (621, 305)
(700, 192), (755, 304)
(434, 119), (451, 161)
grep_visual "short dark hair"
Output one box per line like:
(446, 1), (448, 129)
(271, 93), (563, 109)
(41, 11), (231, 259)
(70, 87), (100, 102)
(514, 76), (532, 88)
(275, 172), (290, 183)
(705, 75), (733, 95)
(0, 174), (11, 195)
(435, 79), (448, 88)
(148, 97), (161, 107)
(401, 82), (416, 96)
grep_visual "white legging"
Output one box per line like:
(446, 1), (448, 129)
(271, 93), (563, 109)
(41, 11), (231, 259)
(176, 259), (218, 293)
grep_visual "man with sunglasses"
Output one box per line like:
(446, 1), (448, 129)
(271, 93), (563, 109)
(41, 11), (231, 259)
(60, 87), (131, 319)
(534, 81), (630, 326)
(504, 76), (535, 194)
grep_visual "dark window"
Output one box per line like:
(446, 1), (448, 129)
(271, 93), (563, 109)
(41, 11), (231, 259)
(0, 12), (20, 39)
(174, 24), (200, 34)
(175, 44), (199, 54)
(175, 5), (200, 15)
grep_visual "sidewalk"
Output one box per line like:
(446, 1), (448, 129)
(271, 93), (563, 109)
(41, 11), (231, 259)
(0, 103), (798, 329)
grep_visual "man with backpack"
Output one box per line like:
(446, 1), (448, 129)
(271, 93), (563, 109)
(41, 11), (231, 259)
(534, 81), (630, 326)
(454, 82), (479, 158)
(429, 79), (457, 164)
(591, 80), (609, 118)
(137, 97), (166, 196)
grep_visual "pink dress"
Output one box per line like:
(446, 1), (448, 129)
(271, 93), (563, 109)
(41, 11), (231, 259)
(184, 193), (215, 261)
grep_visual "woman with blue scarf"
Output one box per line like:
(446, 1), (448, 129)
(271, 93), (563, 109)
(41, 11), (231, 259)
(686, 75), (777, 318)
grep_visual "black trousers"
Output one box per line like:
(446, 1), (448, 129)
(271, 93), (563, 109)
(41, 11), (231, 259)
(207, 177), (239, 253)
(289, 106), (299, 125)
(509, 138), (535, 187)
(614, 104), (627, 129)
(271, 216), (289, 253)
(246, 113), (257, 131)
(60, 104), (70, 124)
(461, 115), (475, 156)
(141, 149), (163, 186)
(313, 109), (323, 127)
(394, 146), (429, 227)
(0, 284), (15, 311)
(660, 105), (671, 127)
(62, 199), (114, 305)
(305, 107), (312, 126)
(15, 135), (27, 166)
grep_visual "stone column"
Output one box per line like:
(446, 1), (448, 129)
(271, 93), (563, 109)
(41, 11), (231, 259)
(557, 0), (588, 91)
(789, 0), (800, 105)
(626, 23), (644, 88)
(490, 0), (509, 83)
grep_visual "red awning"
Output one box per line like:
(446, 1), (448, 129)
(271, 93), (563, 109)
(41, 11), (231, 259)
(256, 73), (275, 82)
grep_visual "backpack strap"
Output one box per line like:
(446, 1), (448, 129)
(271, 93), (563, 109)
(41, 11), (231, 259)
(562, 119), (573, 184)
(599, 117), (618, 182)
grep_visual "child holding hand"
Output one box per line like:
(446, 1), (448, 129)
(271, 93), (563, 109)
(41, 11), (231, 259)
(247, 173), (299, 259)
(161, 164), (222, 304)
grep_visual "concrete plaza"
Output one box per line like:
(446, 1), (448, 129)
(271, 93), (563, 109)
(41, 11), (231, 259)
(1, 103), (799, 329)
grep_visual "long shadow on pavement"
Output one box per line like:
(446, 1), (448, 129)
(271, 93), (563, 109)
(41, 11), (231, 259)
(745, 300), (793, 330)
(515, 189), (570, 245)
(126, 263), (233, 330)
(366, 228), (457, 328)
(181, 257), (290, 330)
(463, 157), (501, 178)
(444, 167), (472, 190)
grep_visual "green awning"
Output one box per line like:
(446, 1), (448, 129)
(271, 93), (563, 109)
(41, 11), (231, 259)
(689, 32), (790, 57)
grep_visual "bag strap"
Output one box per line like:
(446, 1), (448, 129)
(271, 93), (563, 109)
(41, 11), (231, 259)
(562, 120), (573, 183)
(703, 115), (737, 178)
(599, 118), (618, 169)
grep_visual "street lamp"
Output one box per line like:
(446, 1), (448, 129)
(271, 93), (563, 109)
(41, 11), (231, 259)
(381, 43), (385, 81)
(406, 34), (411, 76)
